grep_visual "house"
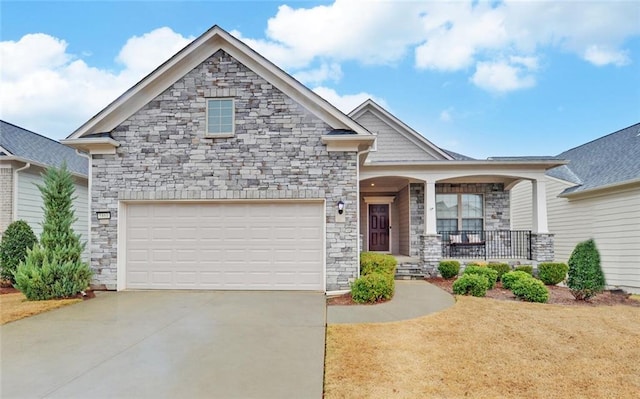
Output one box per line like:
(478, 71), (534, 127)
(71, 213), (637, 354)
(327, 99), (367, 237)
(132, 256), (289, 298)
(0, 121), (89, 254)
(511, 123), (640, 293)
(62, 25), (563, 293)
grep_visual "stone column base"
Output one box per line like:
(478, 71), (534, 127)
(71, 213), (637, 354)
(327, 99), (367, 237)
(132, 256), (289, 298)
(420, 234), (442, 276)
(531, 233), (555, 262)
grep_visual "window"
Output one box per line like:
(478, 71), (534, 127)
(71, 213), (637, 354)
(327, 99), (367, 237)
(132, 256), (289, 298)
(436, 193), (484, 232)
(206, 99), (234, 136)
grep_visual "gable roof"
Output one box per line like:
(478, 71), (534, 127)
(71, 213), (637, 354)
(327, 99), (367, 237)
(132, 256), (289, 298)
(0, 120), (88, 176)
(67, 25), (372, 140)
(349, 99), (455, 161)
(552, 122), (640, 195)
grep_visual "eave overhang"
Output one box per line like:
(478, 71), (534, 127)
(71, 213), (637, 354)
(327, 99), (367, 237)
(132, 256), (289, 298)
(61, 137), (120, 155)
(559, 177), (640, 199)
(0, 156), (88, 179)
(321, 135), (376, 152)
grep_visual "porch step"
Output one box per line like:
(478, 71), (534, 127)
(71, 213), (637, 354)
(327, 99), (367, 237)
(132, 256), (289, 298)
(395, 262), (426, 280)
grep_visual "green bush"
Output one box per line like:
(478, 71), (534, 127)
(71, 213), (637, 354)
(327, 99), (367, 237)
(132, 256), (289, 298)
(452, 274), (489, 297)
(463, 265), (498, 289)
(0, 220), (38, 284)
(512, 277), (549, 303)
(14, 164), (92, 300)
(360, 252), (397, 276)
(438, 260), (460, 279)
(538, 262), (569, 285)
(567, 239), (606, 300)
(487, 263), (510, 281)
(351, 272), (395, 303)
(502, 271), (533, 290)
(514, 265), (533, 275)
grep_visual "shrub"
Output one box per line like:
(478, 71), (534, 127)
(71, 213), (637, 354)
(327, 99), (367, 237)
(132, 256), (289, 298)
(538, 262), (569, 285)
(438, 260), (460, 279)
(512, 277), (549, 303)
(351, 272), (395, 303)
(0, 220), (38, 284)
(463, 265), (498, 289)
(14, 164), (92, 300)
(567, 239), (606, 300)
(502, 271), (533, 290)
(452, 274), (489, 297)
(487, 263), (510, 282)
(360, 252), (397, 276)
(514, 265), (533, 275)
(465, 261), (487, 267)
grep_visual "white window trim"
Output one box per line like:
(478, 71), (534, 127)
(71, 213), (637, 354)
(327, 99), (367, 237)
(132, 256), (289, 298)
(205, 98), (235, 138)
(436, 193), (484, 231)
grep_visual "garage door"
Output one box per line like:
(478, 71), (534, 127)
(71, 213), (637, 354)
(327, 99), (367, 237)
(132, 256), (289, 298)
(125, 202), (324, 290)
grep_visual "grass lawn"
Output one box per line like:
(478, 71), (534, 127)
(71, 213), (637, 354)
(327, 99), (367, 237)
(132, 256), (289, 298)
(325, 296), (640, 398)
(1, 293), (81, 325)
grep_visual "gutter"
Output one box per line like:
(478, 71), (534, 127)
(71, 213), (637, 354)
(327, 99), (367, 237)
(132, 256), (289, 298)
(559, 177), (640, 199)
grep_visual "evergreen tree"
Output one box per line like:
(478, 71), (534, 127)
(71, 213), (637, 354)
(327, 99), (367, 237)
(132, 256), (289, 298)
(0, 220), (38, 283)
(14, 163), (91, 300)
(567, 239), (606, 300)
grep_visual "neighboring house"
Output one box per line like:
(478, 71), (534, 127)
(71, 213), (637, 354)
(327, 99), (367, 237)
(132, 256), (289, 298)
(511, 123), (640, 293)
(0, 121), (89, 258)
(62, 26), (563, 293)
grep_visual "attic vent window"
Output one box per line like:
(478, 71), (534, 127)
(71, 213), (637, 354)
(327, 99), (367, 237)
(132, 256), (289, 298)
(206, 98), (234, 137)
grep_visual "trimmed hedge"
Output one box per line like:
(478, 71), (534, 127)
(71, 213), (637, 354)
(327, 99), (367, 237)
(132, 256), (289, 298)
(487, 263), (510, 282)
(360, 252), (397, 276)
(351, 272), (395, 303)
(501, 271), (533, 290)
(438, 260), (460, 279)
(512, 277), (549, 303)
(463, 265), (498, 289)
(453, 274), (489, 297)
(538, 262), (569, 285)
(514, 265), (533, 275)
(0, 220), (38, 284)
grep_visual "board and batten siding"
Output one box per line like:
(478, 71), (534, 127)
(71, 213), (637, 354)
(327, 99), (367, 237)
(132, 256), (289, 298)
(511, 178), (640, 293)
(355, 112), (439, 163)
(397, 184), (410, 256)
(15, 169), (90, 260)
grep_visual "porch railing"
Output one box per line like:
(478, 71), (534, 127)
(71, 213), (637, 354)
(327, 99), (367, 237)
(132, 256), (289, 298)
(439, 230), (532, 260)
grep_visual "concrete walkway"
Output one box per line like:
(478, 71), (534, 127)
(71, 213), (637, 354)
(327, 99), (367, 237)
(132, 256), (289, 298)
(327, 280), (455, 324)
(1, 291), (325, 399)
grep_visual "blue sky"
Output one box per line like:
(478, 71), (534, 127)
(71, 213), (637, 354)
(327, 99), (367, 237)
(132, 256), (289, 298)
(2, 0), (639, 158)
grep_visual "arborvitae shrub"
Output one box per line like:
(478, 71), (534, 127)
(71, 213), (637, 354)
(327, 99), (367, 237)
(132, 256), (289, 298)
(438, 260), (460, 279)
(501, 271), (533, 290)
(538, 262), (569, 285)
(452, 274), (489, 297)
(512, 278), (549, 303)
(487, 263), (510, 282)
(0, 220), (38, 284)
(351, 272), (395, 303)
(567, 239), (606, 300)
(463, 265), (498, 289)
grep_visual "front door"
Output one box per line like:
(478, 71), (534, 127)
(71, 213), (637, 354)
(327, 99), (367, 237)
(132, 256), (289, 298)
(369, 204), (390, 252)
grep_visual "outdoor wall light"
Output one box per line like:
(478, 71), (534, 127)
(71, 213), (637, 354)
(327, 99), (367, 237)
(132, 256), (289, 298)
(96, 211), (111, 225)
(337, 200), (345, 215)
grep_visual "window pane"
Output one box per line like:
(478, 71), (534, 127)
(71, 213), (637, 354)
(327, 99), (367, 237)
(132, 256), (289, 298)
(437, 219), (458, 232)
(436, 194), (458, 218)
(462, 219), (483, 231)
(207, 99), (234, 134)
(462, 194), (482, 218)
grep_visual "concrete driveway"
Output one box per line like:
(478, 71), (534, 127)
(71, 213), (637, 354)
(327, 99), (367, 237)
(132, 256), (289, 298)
(0, 290), (326, 398)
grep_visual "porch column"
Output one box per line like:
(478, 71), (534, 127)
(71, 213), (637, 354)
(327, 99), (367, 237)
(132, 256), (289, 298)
(424, 181), (437, 235)
(532, 179), (549, 234)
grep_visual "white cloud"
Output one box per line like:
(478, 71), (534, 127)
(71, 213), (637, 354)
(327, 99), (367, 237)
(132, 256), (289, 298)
(0, 28), (193, 138)
(471, 60), (536, 93)
(294, 63), (343, 86)
(311, 87), (387, 114)
(583, 45), (630, 67)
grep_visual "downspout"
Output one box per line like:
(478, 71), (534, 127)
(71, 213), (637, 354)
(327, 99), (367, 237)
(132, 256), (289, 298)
(13, 162), (31, 221)
(355, 146), (372, 279)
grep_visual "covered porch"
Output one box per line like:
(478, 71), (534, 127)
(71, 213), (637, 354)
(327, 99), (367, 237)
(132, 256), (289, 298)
(359, 161), (559, 275)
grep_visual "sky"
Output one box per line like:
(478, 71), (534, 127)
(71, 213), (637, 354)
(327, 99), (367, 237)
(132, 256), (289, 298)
(1, 0), (639, 159)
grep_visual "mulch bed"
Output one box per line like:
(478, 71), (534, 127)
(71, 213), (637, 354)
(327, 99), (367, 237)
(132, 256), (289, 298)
(0, 285), (96, 300)
(328, 278), (640, 307)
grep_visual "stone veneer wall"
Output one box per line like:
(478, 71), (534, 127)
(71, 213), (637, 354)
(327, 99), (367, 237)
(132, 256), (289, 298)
(436, 183), (510, 230)
(531, 233), (554, 262)
(90, 49), (359, 291)
(0, 167), (13, 236)
(409, 183), (424, 257)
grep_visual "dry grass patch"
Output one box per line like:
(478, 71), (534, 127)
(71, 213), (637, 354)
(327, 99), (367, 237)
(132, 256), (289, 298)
(325, 296), (640, 399)
(1, 293), (81, 325)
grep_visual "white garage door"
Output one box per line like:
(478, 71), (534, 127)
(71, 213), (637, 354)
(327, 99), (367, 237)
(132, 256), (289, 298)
(125, 202), (324, 290)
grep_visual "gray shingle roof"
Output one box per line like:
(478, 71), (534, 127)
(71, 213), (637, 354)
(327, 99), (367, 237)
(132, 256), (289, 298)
(0, 121), (88, 176)
(551, 122), (640, 194)
(442, 148), (475, 160)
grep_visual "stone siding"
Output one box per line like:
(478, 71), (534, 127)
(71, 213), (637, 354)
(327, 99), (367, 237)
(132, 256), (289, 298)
(420, 234), (442, 275)
(91, 50), (358, 291)
(409, 183), (424, 257)
(531, 233), (555, 263)
(0, 167), (13, 236)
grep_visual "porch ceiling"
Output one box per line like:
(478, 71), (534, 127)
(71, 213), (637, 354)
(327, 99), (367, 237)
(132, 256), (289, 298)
(360, 176), (413, 192)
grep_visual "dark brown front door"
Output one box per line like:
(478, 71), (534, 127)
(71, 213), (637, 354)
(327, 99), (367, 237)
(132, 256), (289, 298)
(369, 204), (389, 251)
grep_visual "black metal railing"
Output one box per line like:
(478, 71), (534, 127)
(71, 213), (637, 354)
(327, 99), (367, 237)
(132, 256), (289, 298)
(439, 230), (532, 260)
